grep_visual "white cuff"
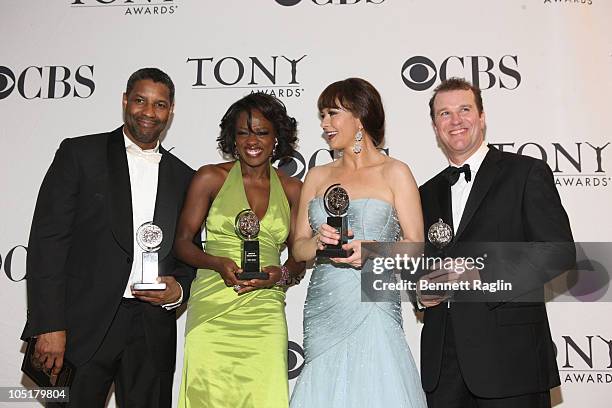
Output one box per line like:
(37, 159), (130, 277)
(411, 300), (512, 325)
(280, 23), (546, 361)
(162, 283), (183, 310)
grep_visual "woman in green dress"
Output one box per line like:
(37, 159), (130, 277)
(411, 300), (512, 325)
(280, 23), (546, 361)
(174, 93), (304, 408)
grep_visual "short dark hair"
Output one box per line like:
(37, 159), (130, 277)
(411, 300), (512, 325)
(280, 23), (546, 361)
(126, 67), (175, 103)
(429, 77), (483, 121)
(217, 93), (298, 163)
(317, 78), (385, 147)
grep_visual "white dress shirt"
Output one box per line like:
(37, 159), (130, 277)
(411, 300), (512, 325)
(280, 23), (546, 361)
(123, 133), (159, 297)
(450, 142), (489, 233)
(122, 133), (182, 309)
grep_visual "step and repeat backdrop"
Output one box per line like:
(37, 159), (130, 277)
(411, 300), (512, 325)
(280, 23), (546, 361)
(1, 1), (611, 407)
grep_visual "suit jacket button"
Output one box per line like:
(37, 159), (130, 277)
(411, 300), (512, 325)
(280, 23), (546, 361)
(127, 257), (132, 264)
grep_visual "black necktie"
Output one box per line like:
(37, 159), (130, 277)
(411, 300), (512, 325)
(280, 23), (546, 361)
(444, 164), (471, 186)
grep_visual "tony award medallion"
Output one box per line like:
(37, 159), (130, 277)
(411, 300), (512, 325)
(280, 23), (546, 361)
(427, 218), (453, 249)
(316, 183), (353, 258)
(133, 222), (166, 290)
(235, 209), (268, 280)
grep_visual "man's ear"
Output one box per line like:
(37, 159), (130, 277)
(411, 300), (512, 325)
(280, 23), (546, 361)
(479, 111), (486, 131)
(432, 121), (439, 137)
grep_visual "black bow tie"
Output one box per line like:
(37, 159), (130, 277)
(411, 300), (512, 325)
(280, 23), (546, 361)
(444, 164), (471, 186)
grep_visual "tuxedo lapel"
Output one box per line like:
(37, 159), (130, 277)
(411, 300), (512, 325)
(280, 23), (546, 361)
(422, 173), (453, 233)
(454, 147), (502, 241)
(107, 127), (133, 256)
(153, 147), (178, 259)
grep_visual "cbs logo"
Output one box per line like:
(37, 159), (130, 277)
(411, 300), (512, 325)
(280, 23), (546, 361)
(401, 55), (521, 91)
(0, 65), (95, 100)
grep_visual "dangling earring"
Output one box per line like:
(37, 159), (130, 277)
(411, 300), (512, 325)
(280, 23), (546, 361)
(353, 129), (363, 154)
(272, 141), (278, 159)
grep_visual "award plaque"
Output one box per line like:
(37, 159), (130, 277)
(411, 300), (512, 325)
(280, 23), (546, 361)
(427, 218), (453, 249)
(132, 222), (166, 290)
(316, 183), (354, 258)
(235, 209), (269, 280)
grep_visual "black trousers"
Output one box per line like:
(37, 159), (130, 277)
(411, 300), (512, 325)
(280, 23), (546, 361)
(49, 299), (173, 408)
(426, 317), (551, 408)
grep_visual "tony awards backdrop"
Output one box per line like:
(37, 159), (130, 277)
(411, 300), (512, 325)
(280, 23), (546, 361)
(1, 1), (611, 406)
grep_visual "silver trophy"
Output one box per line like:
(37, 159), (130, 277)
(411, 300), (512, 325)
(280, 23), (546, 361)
(235, 209), (268, 280)
(316, 183), (353, 258)
(427, 218), (453, 249)
(133, 221), (166, 290)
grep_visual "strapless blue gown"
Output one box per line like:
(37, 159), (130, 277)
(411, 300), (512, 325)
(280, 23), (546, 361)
(290, 198), (427, 408)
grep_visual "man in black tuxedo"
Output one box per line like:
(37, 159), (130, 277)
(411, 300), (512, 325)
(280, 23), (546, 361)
(22, 68), (195, 407)
(418, 77), (575, 408)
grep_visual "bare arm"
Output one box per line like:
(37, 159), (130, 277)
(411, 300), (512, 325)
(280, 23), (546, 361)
(389, 159), (424, 243)
(173, 164), (246, 287)
(292, 167), (326, 262)
(280, 174), (306, 284)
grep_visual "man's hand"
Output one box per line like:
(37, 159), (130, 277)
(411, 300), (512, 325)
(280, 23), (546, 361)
(416, 259), (482, 307)
(417, 268), (455, 307)
(33, 330), (66, 375)
(132, 276), (182, 306)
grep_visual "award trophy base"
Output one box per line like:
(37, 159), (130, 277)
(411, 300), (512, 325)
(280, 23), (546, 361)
(237, 271), (270, 280)
(239, 240), (269, 280)
(133, 282), (167, 290)
(316, 246), (354, 258)
(134, 250), (166, 290)
(316, 216), (354, 259)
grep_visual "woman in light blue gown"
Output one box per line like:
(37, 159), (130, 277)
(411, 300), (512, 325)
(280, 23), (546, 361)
(290, 78), (427, 408)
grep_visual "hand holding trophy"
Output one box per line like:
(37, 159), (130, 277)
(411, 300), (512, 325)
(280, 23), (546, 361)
(418, 218), (455, 306)
(316, 183), (354, 258)
(132, 221), (166, 290)
(235, 209), (269, 280)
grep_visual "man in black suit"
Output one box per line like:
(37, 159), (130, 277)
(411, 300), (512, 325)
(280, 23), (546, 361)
(22, 68), (195, 407)
(418, 77), (575, 407)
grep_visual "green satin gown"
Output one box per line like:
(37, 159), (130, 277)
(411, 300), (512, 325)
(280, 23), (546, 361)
(178, 161), (290, 408)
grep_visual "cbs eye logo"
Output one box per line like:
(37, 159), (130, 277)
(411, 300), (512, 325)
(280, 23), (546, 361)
(0, 66), (16, 99)
(401, 57), (437, 91)
(276, 0), (301, 5)
(288, 341), (305, 379)
(277, 151), (306, 180)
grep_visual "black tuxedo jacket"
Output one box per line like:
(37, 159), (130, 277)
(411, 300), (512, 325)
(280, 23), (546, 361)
(22, 126), (195, 371)
(419, 146), (575, 398)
